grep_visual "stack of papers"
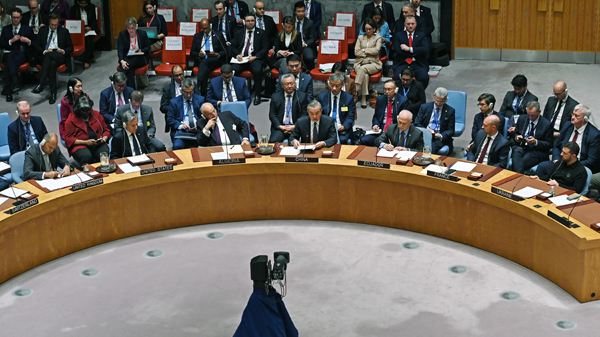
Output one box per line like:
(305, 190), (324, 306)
(451, 161), (477, 172)
(211, 152), (231, 160)
(118, 163), (141, 174)
(127, 154), (152, 165)
(376, 149), (417, 159)
(513, 187), (543, 199)
(549, 195), (578, 207)
(35, 173), (92, 191)
(230, 56), (250, 64)
(298, 145), (316, 151)
(0, 186), (29, 198)
(223, 145), (244, 154)
(420, 164), (446, 174)
(279, 147), (301, 156)
(318, 63), (334, 73)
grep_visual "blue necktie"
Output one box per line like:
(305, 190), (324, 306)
(284, 95), (292, 125)
(515, 96), (522, 114)
(296, 21), (301, 32)
(332, 96), (338, 121)
(431, 109), (439, 132)
(45, 30), (54, 50)
(204, 35), (210, 58)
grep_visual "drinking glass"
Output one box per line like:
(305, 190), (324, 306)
(423, 146), (431, 158)
(100, 152), (109, 166)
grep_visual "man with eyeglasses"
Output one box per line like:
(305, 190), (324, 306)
(414, 87), (455, 155)
(99, 71), (134, 128)
(0, 7), (33, 102)
(167, 78), (206, 149)
(191, 18), (227, 96)
(207, 63), (252, 109)
(254, 1), (276, 47)
(397, 67), (425, 116)
(269, 73), (308, 143)
(197, 102), (250, 147)
(23, 0), (48, 35)
(114, 90), (166, 153)
(160, 65), (199, 133)
(275, 55), (313, 101)
(468, 93), (503, 146)
(542, 81), (579, 139)
(360, 80), (409, 146)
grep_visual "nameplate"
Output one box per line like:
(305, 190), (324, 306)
(285, 157), (319, 163)
(70, 178), (104, 191)
(491, 186), (524, 201)
(426, 170), (460, 182)
(5, 198), (38, 214)
(140, 165), (174, 175)
(547, 210), (572, 228)
(212, 158), (246, 166)
(357, 160), (390, 169)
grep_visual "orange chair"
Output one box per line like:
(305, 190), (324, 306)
(65, 20), (85, 70)
(1, 63), (30, 91)
(177, 22), (199, 62)
(270, 68), (279, 80)
(157, 7), (178, 36)
(264, 10), (282, 31)
(333, 12), (356, 50)
(116, 64), (150, 90)
(154, 36), (187, 76)
(94, 6), (102, 43)
(190, 8), (211, 22)
(310, 40), (342, 82)
(193, 67), (222, 78)
(325, 25), (348, 63)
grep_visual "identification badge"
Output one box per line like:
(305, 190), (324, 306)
(341, 107), (348, 112)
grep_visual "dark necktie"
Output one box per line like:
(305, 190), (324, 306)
(515, 96), (522, 114)
(31, 15), (35, 27)
(477, 136), (491, 164)
(131, 133), (141, 155)
(526, 121), (534, 137)
(243, 31), (252, 56)
(296, 21), (301, 32)
(551, 100), (563, 129)
(219, 19), (224, 33)
(399, 131), (405, 147)
(13, 26), (18, 36)
(312, 122), (318, 143)
(285, 95), (292, 125)
(332, 96), (338, 122)
(25, 122), (34, 147)
(572, 130), (579, 142)
(226, 83), (233, 101)
(214, 125), (221, 145)
(187, 101), (195, 128)
(45, 30), (54, 50)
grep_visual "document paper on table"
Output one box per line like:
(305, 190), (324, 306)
(211, 152), (231, 160)
(118, 163), (141, 174)
(0, 186), (29, 198)
(35, 173), (92, 191)
(513, 186), (543, 199)
(451, 161), (477, 172)
(549, 195), (578, 207)
(279, 147), (301, 156)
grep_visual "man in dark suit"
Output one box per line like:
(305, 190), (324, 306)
(98, 72), (134, 126)
(254, 2), (277, 47)
(397, 67), (426, 116)
(8, 101), (48, 155)
(207, 63), (252, 109)
(507, 101), (553, 173)
(414, 87), (455, 154)
(317, 73), (356, 145)
(469, 93), (504, 144)
(537, 104), (600, 177)
(499, 74), (538, 125)
(362, 0), (395, 30)
(160, 65), (199, 133)
(412, 0), (434, 44)
(302, 0), (322, 39)
(392, 15), (429, 89)
(275, 55), (314, 101)
(191, 18), (228, 96)
(22, 133), (70, 181)
(294, 1), (317, 71)
(269, 74), (308, 143)
(375, 110), (424, 152)
(114, 90), (165, 152)
(31, 12), (73, 104)
(23, 0), (48, 35)
(361, 80), (409, 146)
(467, 115), (510, 168)
(395, 3), (427, 37)
(542, 81), (579, 139)
(210, 1), (238, 45)
(290, 100), (337, 149)
(228, 0), (250, 26)
(167, 78), (206, 149)
(110, 110), (154, 159)
(0, 7), (34, 102)
(69, 0), (98, 68)
(116, 18), (151, 88)
(230, 13), (269, 105)
(198, 102), (250, 147)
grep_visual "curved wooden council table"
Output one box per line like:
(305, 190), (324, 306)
(1, 146), (600, 302)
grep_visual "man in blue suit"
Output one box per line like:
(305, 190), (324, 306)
(167, 79), (206, 149)
(301, 0), (322, 39)
(207, 64), (252, 109)
(275, 55), (313, 102)
(361, 80), (409, 146)
(0, 8), (34, 102)
(414, 87), (455, 155)
(507, 101), (553, 173)
(392, 15), (429, 89)
(316, 73), (356, 144)
(160, 66), (199, 133)
(537, 104), (600, 177)
(467, 115), (510, 168)
(8, 101), (48, 155)
(469, 93), (504, 144)
(99, 72), (134, 127)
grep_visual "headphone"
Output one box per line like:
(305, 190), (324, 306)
(40, 138), (46, 146)
(69, 86), (74, 93)
(584, 115), (589, 122)
(489, 102), (494, 109)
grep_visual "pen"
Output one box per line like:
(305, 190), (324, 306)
(208, 148), (215, 152)
(448, 162), (454, 169)
(230, 145), (234, 149)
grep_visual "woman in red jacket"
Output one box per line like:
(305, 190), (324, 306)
(64, 96), (111, 165)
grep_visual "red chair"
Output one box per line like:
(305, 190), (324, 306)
(349, 70), (382, 83)
(154, 36), (187, 76)
(1, 63), (30, 91)
(190, 8), (211, 22)
(36, 64), (68, 90)
(333, 12), (356, 50)
(94, 6), (102, 43)
(157, 7), (177, 36)
(264, 10), (282, 31)
(270, 68), (279, 80)
(116, 64), (150, 90)
(177, 22), (199, 62)
(193, 67), (222, 78)
(325, 25), (348, 63)
(310, 40), (342, 82)
(65, 20), (85, 70)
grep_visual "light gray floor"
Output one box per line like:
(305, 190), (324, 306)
(0, 220), (598, 336)
(1, 52), (599, 158)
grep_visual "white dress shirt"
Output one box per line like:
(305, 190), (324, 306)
(125, 129), (143, 155)
(476, 132), (498, 165)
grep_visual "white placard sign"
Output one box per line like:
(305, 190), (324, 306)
(66, 20), (82, 33)
(165, 36), (183, 51)
(328, 26), (345, 40)
(179, 22), (197, 36)
(264, 11), (280, 24)
(321, 40), (339, 55)
(157, 8), (174, 22)
(192, 9), (209, 21)
(336, 13), (353, 27)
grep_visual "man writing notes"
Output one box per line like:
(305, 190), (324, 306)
(375, 110), (424, 152)
(22, 133), (71, 180)
(290, 100), (337, 150)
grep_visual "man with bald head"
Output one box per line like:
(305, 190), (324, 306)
(190, 18), (228, 96)
(22, 133), (71, 180)
(542, 81), (579, 138)
(467, 114), (510, 168)
(197, 102), (250, 147)
(375, 110), (424, 151)
(8, 101), (48, 155)
(254, 1), (277, 47)
(23, 0), (48, 35)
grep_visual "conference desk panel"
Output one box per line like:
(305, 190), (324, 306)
(0, 146), (599, 302)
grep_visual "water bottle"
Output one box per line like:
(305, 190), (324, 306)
(550, 186), (555, 197)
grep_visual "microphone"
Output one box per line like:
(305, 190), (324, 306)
(223, 128), (229, 159)
(0, 175), (25, 205)
(567, 194), (582, 225)
(511, 171), (527, 195)
(549, 159), (564, 180)
(302, 134), (308, 158)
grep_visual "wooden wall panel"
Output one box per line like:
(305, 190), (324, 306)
(502, 0), (550, 50)
(549, 0), (598, 52)
(454, 0), (503, 49)
(109, 0), (147, 46)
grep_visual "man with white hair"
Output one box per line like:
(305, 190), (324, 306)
(414, 87), (455, 154)
(375, 110), (424, 151)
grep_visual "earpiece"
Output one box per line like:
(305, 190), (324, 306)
(395, 87), (398, 94)
(14, 109), (18, 117)
(69, 86), (73, 93)
(123, 122), (127, 129)
(202, 113), (207, 120)
(40, 139), (46, 146)
(584, 115), (589, 122)
(489, 102), (494, 109)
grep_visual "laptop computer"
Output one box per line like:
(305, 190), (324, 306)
(138, 26), (158, 39)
